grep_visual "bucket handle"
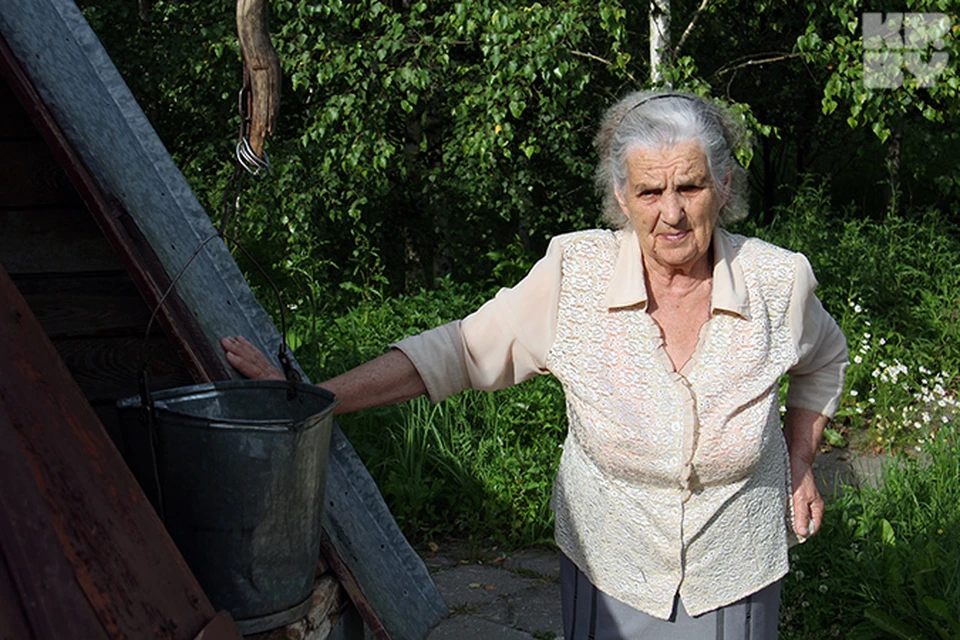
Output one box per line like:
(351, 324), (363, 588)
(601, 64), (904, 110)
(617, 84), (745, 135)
(138, 231), (301, 403)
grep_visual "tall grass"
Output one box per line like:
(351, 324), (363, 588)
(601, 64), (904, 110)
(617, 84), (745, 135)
(292, 276), (567, 546)
(779, 420), (960, 639)
(338, 381), (566, 545)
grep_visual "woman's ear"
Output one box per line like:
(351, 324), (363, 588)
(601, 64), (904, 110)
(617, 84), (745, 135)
(615, 186), (629, 216)
(720, 168), (733, 206)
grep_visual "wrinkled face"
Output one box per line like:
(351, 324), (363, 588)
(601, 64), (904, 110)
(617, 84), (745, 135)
(616, 140), (724, 275)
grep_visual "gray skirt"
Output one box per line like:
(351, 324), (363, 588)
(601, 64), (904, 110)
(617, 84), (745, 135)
(560, 554), (781, 640)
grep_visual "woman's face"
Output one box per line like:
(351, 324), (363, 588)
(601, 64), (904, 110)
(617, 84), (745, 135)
(616, 140), (724, 276)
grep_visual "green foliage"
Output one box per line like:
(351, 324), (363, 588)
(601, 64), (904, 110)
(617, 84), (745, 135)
(81, 0), (960, 305)
(799, 0), (960, 141)
(780, 420), (960, 639)
(246, 0), (643, 305)
(797, 0), (960, 211)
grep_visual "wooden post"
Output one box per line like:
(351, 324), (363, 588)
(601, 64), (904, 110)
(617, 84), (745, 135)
(236, 0), (280, 159)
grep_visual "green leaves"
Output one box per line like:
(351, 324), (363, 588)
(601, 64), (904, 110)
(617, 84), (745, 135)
(880, 518), (897, 545)
(799, 0), (960, 143)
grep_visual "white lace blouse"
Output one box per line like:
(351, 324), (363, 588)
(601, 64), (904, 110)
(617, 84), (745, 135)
(393, 227), (847, 619)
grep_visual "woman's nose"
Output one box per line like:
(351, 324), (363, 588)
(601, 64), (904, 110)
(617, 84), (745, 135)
(660, 190), (685, 225)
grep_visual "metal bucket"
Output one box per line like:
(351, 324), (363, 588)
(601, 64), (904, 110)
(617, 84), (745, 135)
(117, 380), (337, 634)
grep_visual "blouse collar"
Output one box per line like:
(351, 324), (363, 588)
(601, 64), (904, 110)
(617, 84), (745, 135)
(603, 227), (751, 319)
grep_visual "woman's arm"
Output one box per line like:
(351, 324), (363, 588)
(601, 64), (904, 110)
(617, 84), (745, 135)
(220, 336), (427, 414)
(784, 254), (848, 539)
(783, 407), (829, 539)
(221, 236), (566, 414)
(318, 350), (426, 414)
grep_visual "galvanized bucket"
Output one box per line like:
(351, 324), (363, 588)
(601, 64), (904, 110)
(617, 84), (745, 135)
(117, 380), (337, 634)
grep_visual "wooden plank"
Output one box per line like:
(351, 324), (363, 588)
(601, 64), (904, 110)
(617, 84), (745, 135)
(54, 335), (194, 402)
(0, 412), (110, 640)
(320, 533), (388, 639)
(0, 209), (122, 274)
(14, 273), (149, 337)
(320, 444), (450, 638)
(0, 263), (240, 640)
(0, 139), (79, 208)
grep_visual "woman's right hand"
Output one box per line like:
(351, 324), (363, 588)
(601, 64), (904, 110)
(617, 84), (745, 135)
(221, 335), (285, 380)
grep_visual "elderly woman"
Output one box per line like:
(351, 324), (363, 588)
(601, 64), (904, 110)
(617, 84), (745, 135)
(223, 91), (847, 639)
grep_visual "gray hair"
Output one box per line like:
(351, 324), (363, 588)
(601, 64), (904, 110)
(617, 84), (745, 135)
(593, 91), (750, 228)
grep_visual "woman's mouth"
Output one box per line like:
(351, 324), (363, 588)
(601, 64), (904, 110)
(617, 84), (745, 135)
(659, 231), (689, 242)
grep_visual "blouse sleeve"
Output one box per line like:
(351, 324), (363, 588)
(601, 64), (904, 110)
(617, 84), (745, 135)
(391, 237), (563, 403)
(785, 253), (849, 416)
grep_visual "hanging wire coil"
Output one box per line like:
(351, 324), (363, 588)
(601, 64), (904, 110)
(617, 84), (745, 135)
(236, 136), (270, 175)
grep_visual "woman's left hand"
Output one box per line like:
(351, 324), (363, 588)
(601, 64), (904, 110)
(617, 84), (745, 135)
(790, 457), (824, 539)
(783, 407), (829, 540)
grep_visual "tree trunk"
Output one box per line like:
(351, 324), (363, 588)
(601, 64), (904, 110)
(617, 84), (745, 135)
(236, 0), (280, 160)
(884, 118), (902, 216)
(649, 0), (671, 85)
